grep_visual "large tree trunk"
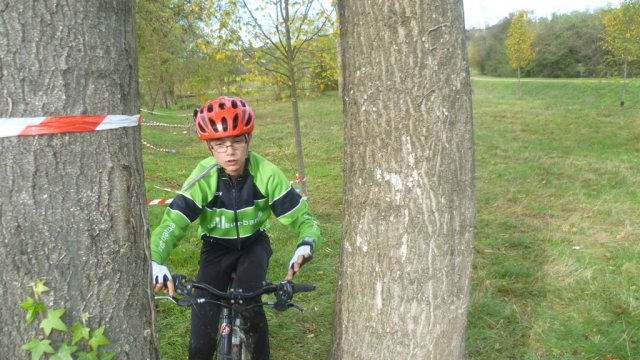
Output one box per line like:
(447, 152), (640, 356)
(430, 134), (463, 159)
(0, 1), (159, 358)
(332, 1), (475, 359)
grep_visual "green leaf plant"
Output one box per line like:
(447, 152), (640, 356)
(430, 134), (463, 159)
(20, 279), (116, 360)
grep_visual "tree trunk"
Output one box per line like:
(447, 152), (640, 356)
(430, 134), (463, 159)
(620, 59), (628, 108)
(283, 0), (309, 198)
(0, 1), (159, 358)
(332, 0), (475, 359)
(517, 67), (522, 98)
(289, 86), (309, 198)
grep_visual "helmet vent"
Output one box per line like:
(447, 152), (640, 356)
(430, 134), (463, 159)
(207, 103), (214, 112)
(231, 100), (238, 109)
(197, 121), (207, 134)
(240, 100), (246, 107)
(218, 102), (225, 110)
(232, 114), (239, 130)
(245, 113), (253, 128)
(221, 117), (228, 131)
(208, 117), (219, 133)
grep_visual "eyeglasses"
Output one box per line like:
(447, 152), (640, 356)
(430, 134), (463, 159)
(209, 138), (247, 153)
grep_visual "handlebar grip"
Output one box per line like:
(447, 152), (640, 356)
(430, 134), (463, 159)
(172, 274), (191, 296)
(291, 283), (316, 293)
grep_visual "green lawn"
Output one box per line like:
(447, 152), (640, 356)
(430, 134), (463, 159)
(143, 78), (640, 359)
(468, 78), (640, 359)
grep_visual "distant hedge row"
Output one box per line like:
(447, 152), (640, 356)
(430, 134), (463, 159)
(467, 9), (639, 78)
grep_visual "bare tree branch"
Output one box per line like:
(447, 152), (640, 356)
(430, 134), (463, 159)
(292, 16), (332, 61)
(255, 45), (290, 69)
(274, 0), (289, 59)
(291, 0), (315, 46)
(240, 0), (288, 60)
(255, 60), (291, 80)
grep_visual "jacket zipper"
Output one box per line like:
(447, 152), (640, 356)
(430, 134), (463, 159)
(231, 179), (241, 249)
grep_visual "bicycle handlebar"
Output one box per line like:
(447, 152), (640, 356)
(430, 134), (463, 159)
(159, 274), (315, 311)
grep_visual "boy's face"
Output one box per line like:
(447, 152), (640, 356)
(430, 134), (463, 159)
(206, 135), (249, 177)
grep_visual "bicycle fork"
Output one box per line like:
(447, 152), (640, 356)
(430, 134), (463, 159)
(218, 306), (246, 360)
(232, 316), (246, 359)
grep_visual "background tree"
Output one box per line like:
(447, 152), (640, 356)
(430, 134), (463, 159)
(306, 34), (340, 94)
(467, 19), (513, 77)
(532, 12), (607, 77)
(467, 8), (635, 79)
(0, 1), (158, 358)
(230, 0), (336, 198)
(137, 0), (186, 109)
(331, 0), (475, 358)
(136, 0), (240, 109)
(506, 11), (535, 97)
(602, 0), (640, 107)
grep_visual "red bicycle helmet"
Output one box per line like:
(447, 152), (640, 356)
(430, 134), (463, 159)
(194, 96), (254, 140)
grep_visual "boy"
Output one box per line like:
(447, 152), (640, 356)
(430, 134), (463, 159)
(150, 96), (321, 359)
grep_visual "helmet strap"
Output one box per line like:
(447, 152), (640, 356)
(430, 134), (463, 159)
(244, 134), (251, 155)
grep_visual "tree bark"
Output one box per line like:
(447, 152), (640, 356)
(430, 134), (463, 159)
(332, 1), (475, 359)
(0, 1), (159, 358)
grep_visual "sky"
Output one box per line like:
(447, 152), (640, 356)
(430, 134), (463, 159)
(463, 0), (626, 29)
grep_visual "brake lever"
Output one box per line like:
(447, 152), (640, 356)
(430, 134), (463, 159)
(268, 301), (305, 313)
(155, 296), (179, 305)
(177, 296), (201, 307)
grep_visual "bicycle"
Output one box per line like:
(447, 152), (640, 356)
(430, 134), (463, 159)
(155, 274), (316, 360)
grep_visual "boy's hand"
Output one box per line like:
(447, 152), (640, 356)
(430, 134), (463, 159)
(285, 244), (313, 281)
(152, 261), (175, 296)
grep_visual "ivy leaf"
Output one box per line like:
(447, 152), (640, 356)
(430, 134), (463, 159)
(20, 296), (46, 324)
(88, 326), (110, 351)
(22, 338), (55, 360)
(71, 321), (91, 345)
(40, 308), (68, 337)
(81, 312), (92, 324)
(49, 342), (78, 360)
(76, 352), (99, 360)
(29, 279), (50, 297)
(100, 351), (116, 360)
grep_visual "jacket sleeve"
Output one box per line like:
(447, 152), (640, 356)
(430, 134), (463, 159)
(267, 169), (322, 249)
(150, 159), (216, 264)
(149, 203), (194, 264)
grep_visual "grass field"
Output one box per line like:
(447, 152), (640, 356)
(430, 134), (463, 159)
(142, 78), (640, 359)
(469, 78), (640, 359)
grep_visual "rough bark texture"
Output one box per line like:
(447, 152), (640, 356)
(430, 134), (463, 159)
(331, 1), (475, 359)
(0, 1), (159, 358)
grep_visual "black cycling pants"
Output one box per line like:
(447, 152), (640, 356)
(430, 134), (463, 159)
(188, 233), (272, 360)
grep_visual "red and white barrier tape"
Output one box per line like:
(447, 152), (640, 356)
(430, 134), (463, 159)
(154, 185), (179, 193)
(147, 198), (174, 206)
(141, 108), (191, 117)
(0, 115), (140, 138)
(141, 140), (176, 153)
(142, 120), (191, 128)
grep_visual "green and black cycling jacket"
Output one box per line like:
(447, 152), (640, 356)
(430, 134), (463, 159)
(150, 151), (321, 265)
